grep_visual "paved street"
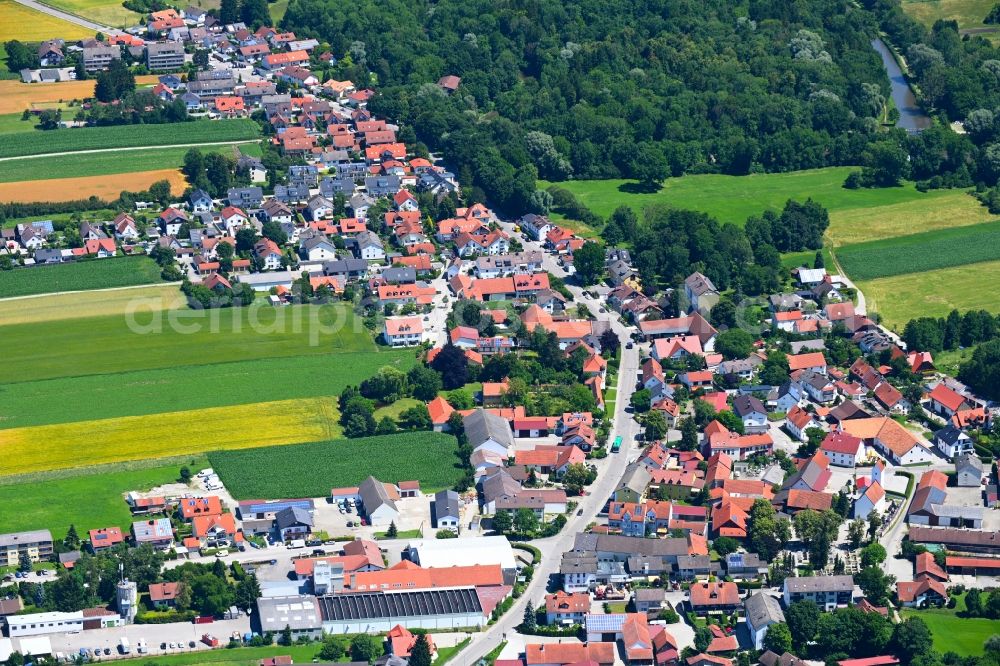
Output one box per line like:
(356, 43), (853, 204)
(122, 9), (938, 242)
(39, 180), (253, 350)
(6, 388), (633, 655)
(455, 222), (643, 665)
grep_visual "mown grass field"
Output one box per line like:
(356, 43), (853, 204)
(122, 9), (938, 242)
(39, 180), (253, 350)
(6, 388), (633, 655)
(0, 113), (34, 135)
(0, 0), (93, 42)
(900, 607), (995, 656)
(0, 302), (376, 383)
(0, 143), (254, 183)
(0, 118), (260, 158)
(859, 259), (1000, 328)
(836, 219), (1000, 280)
(825, 188), (993, 246)
(209, 432), (463, 498)
(0, 457), (206, 540)
(0, 168), (188, 202)
(902, 0), (995, 29)
(41, 0), (139, 26)
(0, 397), (343, 476)
(0, 349), (416, 430)
(541, 169), (958, 228)
(0, 284), (183, 325)
(0, 255), (164, 298)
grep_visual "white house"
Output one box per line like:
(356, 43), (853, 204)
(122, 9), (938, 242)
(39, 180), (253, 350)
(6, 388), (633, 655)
(261, 199), (294, 225)
(383, 316), (424, 347)
(300, 235), (338, 262)
(732, 395), (768, 435)
(221, 206), (251, 235)
(254, 238), (284, 270)
(820, 431), (865, 468)
(785, 404), (822, 442)
(853, 480), (886, 519)
(934, 425), (974, 459)
(744, 592), (784, 650)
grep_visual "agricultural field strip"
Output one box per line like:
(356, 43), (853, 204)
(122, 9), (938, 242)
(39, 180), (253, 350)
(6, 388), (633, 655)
(0, 284), (183, 324)
(0, 349), (416, 430)
(0, 303), (376, 383)
(0, 119), (260, 159)
(0, 168), (188, 204)
(835, 219), (1000, 281)
(0, 143), (253, 183)
(0, 396), (342, 476)
(0, 255), (163, 298)
(208, 432), (463, 498)
(857, 259), (1000, 329)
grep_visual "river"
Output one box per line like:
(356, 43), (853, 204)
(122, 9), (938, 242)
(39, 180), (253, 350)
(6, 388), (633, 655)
(872, 38), (931, 133)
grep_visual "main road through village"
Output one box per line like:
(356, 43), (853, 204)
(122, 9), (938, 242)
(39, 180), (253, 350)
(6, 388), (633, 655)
(449, 224), (644, 665)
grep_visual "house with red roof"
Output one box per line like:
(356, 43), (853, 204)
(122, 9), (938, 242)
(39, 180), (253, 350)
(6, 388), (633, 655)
(689, 581), (740, 614)
(544, 591), (590, 625)
(653, 335), (704, 361)
(383, 316), (423, 347)
(148, 582), (180, 609)
(89, 527), (125, 552)
(853, 480), (885, 519)
(178, 496), (222, 521)
(787, 352), (827, 375)
(926, 384), (976, 418)
(820, 431), (865, 467)
(386, 624), (436, 659)
(785, 404), (823, 442)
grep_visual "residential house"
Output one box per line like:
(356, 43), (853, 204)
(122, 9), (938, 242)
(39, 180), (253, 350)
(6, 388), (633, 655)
(131, 519), (173, 550)
(853, 481), (885, 520)
(955, 453), (983, 487)
(689, 581), (740, 615)
(732, 396), (768, 435)
(745, 592), (784, 650)
(933, 424), (974, 459)
(383, 316), (423, 347)
(785, 405), (822, 442)
(820, 431), (865, 468)
(433, 490), (460, 531)
(684, 272), (719, 314)
(840, 417), (934, 466)
(254, 238), (284, 270)
(544, 591), (589, 625)
(358, 476), (399, 527)
(782, 575), (854, 611)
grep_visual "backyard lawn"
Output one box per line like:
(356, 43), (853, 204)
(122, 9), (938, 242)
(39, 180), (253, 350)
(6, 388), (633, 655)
(900, 607), (996, 656)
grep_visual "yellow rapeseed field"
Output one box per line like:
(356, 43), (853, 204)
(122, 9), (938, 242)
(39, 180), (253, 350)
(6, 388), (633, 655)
(0, 397), (341, 476)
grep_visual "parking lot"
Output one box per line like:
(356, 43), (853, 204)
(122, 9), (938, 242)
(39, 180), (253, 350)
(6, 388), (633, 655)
(35, 616), (251, 662)
(311, 493), (433, 539)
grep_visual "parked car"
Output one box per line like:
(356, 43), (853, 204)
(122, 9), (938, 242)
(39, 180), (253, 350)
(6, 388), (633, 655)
(189, 641), (197, 648)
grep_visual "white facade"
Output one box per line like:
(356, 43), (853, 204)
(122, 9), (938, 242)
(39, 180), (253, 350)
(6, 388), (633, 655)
(6, 611), (83, 637)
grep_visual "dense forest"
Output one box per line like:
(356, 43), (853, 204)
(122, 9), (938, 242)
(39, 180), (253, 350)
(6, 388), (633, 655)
(282, 0), (891, 214)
